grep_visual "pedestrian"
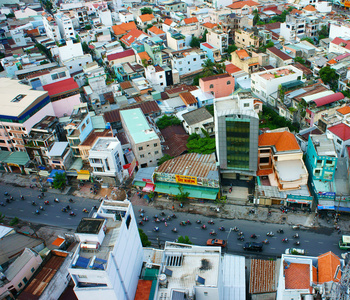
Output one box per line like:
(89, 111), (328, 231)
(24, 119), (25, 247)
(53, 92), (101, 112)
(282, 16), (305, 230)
(172, 205), (174, 210)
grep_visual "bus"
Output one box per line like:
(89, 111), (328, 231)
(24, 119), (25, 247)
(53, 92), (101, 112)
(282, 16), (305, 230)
(339, 235), (350, 250)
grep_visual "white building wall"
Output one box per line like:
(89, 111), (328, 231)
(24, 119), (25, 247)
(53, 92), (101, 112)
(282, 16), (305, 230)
(145, 66), (166, 87)
(63, 55), (93, 75)
(99, 10), (113, 27)
(171, 51), (206, 76)
(329, 23), (350, 40)
(329, 41), (350, 55)
(58, 40), (84, 62)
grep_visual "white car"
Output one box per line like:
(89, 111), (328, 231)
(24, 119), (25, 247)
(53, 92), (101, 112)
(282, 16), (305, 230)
(285, 248), (305, 255)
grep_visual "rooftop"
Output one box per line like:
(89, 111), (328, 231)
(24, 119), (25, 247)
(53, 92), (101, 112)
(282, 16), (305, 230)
(160, 125), (188, 157)
(310, 134), (337, 157)
(156, 153), (218, 179)
(284, 262), (310, 290)
(91, 137), (121, 152)
(337, 105), (350, 115)
(182, 107), (213, 126)
(259, 131), (300, 152)
(317, 251), (341, 284)
(200, 73), (232, 82)
(275, 159), (307, 181)
(43, 77), (79, 97)
(47, 142), (69, 157)
(179, 92), (197, 105)
(227, 0), (259, 9)
(76, 218), (104, 235)
(259, 68), (296, 80)
(107, 49), (135, 61)
(249, 259), (277, 294)
(328, 123), (350, 141)
(120, 108), (159, 144)
(0, 78), (48, 118)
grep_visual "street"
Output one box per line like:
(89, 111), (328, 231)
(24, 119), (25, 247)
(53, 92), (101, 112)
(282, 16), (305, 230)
(0, 183), (345, 258)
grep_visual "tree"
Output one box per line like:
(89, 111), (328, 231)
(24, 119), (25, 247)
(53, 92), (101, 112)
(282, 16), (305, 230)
(319, 66), (339, 91)
(9, 217), (18, 226)
(200, 29), (208, 43)
(5, 13), (15, 18)
(186, 134), (216, 154)
(187, 133), (200, 142)
(226, 44), (237, 54)
(258, 41), (274, 53)
(318, 24), (329, 40)
(177, 235), (193, 244)
(85, 25), (92, 30)
(82, 42), (91, 54)
(301, 37), (314, 45)
(294, 56), (306, 65)
(0, 213), (4, 224)
(146, 24), (153, 30)
(190, 36), (200, 48)
(52, 172), (67, 190)
(139, 229), (152, 246)
(175, 186), (190, 202)
(158, 154), (174, 166)
(253, 9), (260, 25)
(156, 115), (182, 130)
(202, 59), (214, 74)
(141, 7), (153, 15)
(35, 43), (52, 59)
(215, 62), (226, 74)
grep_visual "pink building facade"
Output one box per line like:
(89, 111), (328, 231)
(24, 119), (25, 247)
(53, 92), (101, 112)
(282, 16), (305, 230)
(199, 73), (235, 99)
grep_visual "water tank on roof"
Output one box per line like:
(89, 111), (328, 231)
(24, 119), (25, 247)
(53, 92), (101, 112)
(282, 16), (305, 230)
(106, 122), (111, 129)
(159, 274), (167, 286)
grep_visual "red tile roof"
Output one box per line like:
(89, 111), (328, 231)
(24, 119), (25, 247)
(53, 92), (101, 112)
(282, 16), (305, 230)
(236, 49), (249, 59)
(312, 92), (344, 107)
(227, 0), (259, 9)
(337, 106), (350, 115)
(107, 49), (135, 61)
(43, 78), (79, 96)
(139, 14), (154, 22)
(148, 26), (165, 35)
(103, 101), (161, 123)
(161, 125), (189, 157)
(120, 29), (146, 46)
(257, 169), (273, 176)
(134, 280), (153, 300)
(303, 4), (317, 11)
(112, 22), (137, 35)
(202, 42), (214, 49)
(200, 73), (232, 82)
(328, 123), (350, 141)
(267, 47), (292, 61)
(225, 63), (242, 74)
(331, 37), (350, 50)
(164, 19), (173, 25)
(183, 17), (198, 24)
(202, 22), (217, 29)
(180, 92), (197, 105)
(138, 51), (150, 61)
(318, 251), (341, 284)
(258, 131), (300, 152)
(284, 263), (310, 290)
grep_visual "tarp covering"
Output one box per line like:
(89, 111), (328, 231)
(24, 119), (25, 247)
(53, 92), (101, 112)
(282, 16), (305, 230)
(142, 183), (155, 192)
(77, 174), (90, 180)
(47, 169), (65, 183)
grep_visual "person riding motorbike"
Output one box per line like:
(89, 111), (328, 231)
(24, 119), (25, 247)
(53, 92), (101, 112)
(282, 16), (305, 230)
(293, 233), (299, 238)
(263, 239), (269, 244)
(277, 229), (284, 234)
(210, 230), (216, 236)
(54, 198), (59, 203)
(153, 226), (159, 232)
(69, 211), (76, 216)
(39, 206), (44, 210)
(69, 198), (74, 203)
(66, 205), (71, 210)
(35, 209), (40, 215)
(208, 219), (214, 224)
(186, 220), (191, 225)
(196, 220), (201, 224)
(172, 227), (177, 232)
(219, 226), (225, 231)
(251, 234), (257, 239)
(32, 201), (36, 206)
(20, 195), (24, 200)
(295, 241), (300, 246)
(138, 221), (144, 226)
(201, 224), (207, 229)
(282, 238), (288, 242)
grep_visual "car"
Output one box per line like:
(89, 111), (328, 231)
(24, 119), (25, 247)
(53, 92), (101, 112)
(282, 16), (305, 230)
(285, 248), (305, 255)
(207, 239), (227, 247)
(243, 242), (263, 252)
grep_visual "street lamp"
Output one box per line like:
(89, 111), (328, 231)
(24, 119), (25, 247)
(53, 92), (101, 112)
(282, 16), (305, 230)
(226, 228), (234, 252)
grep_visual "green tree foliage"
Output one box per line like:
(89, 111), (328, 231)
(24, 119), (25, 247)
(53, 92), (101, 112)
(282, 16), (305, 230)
(260, 105), (299, 132)
(192, 60), (227, 85)
(141, 7), (153, 15)
(186, 134), (215, 154)
(52, 172), (66, 190)
(42, 0), (53, 10)
(319, 66), (339, 91)
(205, 104), (214, 116)
(294, 56), (306, 65)
(188, 133), (201, 142)
(318, 25), (329, 40)
(269, 10), (290, 23)
(158, 154), (174, 166)
(40, 60), (49, 65)
(82, 42), (91, 54)
(253, 9), (260, 25)
(227, 44), (238, 54)
(0, 213), (4, 224)
(5, 13), (15, 18)
(177, 235), (193, 244)
(190, 36), (200, 48)
(156, 115), (182, 130)
(200, 29), (208, 43)
(9, 217), (18, 226)
(301, 37), (314, 45)
(35, 43), (52, 59)
(175, 185), (190, 202)
(139, 229), (152, 246)
(258, 41), (274, 53)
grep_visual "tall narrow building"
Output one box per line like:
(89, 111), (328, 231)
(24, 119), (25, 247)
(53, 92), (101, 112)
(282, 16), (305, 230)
(214, 93), (259, 183)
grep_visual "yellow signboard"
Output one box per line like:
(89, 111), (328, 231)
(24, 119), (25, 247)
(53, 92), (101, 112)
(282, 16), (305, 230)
(175, 175), (197, 185)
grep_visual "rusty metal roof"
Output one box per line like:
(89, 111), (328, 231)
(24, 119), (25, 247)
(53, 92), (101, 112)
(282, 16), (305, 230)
(249, 259), (277, 294)
(156, 153), (217, 178)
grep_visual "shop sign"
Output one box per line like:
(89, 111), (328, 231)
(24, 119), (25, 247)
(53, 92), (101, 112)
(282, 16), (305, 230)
(175, 175), (197, 185)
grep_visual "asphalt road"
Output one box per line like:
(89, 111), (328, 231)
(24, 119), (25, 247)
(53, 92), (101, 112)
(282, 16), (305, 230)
(0, 183), (345, 257)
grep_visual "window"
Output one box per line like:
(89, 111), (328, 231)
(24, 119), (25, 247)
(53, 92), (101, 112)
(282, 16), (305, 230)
(140, 154), (145, 158)
(23, 277), (28, 284)
(314, 169), (321, 175)
(154, 143), (158, 147)
(227, 81), (231, 85)
(70, 66), (72, 69)
(139, 146), (143, 151)
(147, 144), (149, 147)
(193, 58), (197, 61)
(244, 103), (249, 107)
(79, 63), (82, 67)
(337, 139), (342, 145)
(31, 267), (35, 273)
(18, 283), (23, 288)
(11, 94), (26, 103)
(210, 84), (214, 89)
(155, 151), (159, 154)
(126, 214), (131, 229)
(86, 118), (90, 124)
(159, 75), (163, 78)
(51, 73), (58, 80)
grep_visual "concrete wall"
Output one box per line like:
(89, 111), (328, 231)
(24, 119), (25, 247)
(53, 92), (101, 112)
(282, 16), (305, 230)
(52, 94), (81, 118)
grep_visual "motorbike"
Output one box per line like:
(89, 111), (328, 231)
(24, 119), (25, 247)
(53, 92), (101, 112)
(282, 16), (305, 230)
(138, 221), (144, 226)
(39, 206), (45, 211)
(161, 218), (166, 222)
(282, 238), (289, 243)
(62, 208), (67, 212)
(20, 195), (25, 200)
(66, 205), (71, 210)
(196, 220), (202, 224)
(293, 233), (299, 238)
(44, 200), (49, 205)
(208, 220), (215, 225)
(35, 210), (40, 215)
(153, 227), (159, 232)
(155, 218), (161, 223)
(233, 227), (239, 232)
(4, 192), (9, 196)
(139, 208), (145, 213)
(267, 231), (274, 237)
(237, 236), (245, 241)
(277, 229), (284, 234)
(262, 239), (269, 244)
(171, 214), (177, 219)
(209, 231), (217, 236)
(201, 225), (207, 230)
(5, 199), (10, 203)
(54, 198), (59, 203)
(160, 212), (165, 216)
(69, 212), (76, 217)
(142, 217), (149, 222)
(172, 228), (178, 233)
(294, 241), (300, 246)
(69, 198), (74, 203)
(0, 202), (6, 206)
(38, 195), (42, 199)
(10, 196), (14, 201)
(153, 215), (158, 219)
(238, 231), (244, 236)
(251, 234), (257, 239)
(219, 227), (225, 231)
(82, 209), (89, 213)
(186, 220), (191, 225)
(140, 213), (144, 218)
(32, 201), (36, 206)
(180, 221), (187, 226)
(166, 216), (172, 221)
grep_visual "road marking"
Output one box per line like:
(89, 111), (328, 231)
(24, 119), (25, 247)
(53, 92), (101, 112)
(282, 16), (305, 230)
(318, 241), (324, 244)
(304, 240), (310, 242)
(270, 248), (276, 250)
(146, 230), (152, 233)
(192, 237), (198, 240)
(237, 243), (242, 246)
(56, 216), (60, 218)
(44, 214), (48, 216)
(7, 207), (12, 210)
(19, 209), (23, 212)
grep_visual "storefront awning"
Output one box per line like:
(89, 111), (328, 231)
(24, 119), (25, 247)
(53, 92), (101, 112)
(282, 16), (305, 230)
(318, 205), (335, 210)
(287, 198), (312, 204)
(142, 183), (155, 192)
(133, 180), (146, 187)
(77, 174), (90, 180)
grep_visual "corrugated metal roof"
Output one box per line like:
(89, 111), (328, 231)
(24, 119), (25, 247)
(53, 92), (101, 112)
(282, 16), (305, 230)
(0, 225), (14, 239)
(157, 153), (217, 178)
(313, 92), (344, 107)
(5, 248), (39, 281)
(3, 151), (29, 166)
(249, 259), (277, 294)
(302, 90), (334, 103)
(48, 142), (69, 157)
(222, 255), (246, 300)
